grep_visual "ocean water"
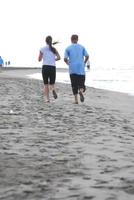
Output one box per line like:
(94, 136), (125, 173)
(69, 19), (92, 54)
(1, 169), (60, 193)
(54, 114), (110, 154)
(28, 67), (134, 96)
(85, 67), (134, 96)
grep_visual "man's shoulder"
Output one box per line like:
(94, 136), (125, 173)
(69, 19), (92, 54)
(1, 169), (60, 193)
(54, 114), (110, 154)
(65, 45), (72, 52)
(77, 43), (85, 48)
(66, 44), (79, 49)
(66, 44), (72, 49)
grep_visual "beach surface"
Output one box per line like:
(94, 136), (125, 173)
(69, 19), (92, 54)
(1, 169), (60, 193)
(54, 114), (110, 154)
(0, 68), (134, 200)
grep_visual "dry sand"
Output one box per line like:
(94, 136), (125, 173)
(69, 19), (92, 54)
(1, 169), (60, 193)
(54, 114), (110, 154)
(0, 68), (134, 200)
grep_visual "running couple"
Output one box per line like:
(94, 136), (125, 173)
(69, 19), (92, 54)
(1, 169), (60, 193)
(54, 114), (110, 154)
(38, 34), (89, 104)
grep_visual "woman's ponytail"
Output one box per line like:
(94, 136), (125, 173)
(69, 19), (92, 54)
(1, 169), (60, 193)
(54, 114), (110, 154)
(45, 36), (57, 54)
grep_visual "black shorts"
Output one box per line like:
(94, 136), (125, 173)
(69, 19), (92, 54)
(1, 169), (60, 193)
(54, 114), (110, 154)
(70, 74), (85, 95)
(42, 65), (56, 85)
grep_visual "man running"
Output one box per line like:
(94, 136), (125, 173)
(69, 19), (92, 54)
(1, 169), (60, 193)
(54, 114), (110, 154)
(64, 34), (89, 104)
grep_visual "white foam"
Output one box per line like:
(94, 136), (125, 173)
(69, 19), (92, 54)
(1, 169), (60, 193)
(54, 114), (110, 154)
(27, 68), (134, 96)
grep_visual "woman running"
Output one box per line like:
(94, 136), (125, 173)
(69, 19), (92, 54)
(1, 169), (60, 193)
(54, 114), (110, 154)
(38, 36), (61, 102)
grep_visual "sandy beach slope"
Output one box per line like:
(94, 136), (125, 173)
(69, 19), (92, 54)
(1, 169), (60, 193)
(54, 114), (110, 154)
(0, 69), (134, 200)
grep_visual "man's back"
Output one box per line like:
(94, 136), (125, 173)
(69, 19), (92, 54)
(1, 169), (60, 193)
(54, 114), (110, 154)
(64, 34), (89, 104)
(64, 43), (88, 75)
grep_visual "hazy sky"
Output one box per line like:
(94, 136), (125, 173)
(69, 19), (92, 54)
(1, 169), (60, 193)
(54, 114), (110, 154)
(0, 0), (134, 68)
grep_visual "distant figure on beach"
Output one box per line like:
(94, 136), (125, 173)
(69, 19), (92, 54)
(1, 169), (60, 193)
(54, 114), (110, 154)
(38, 35), (61, 102)
(5, 61), (10, 66)
(0, 56), (4, 67)
(64, 34), (89, 104)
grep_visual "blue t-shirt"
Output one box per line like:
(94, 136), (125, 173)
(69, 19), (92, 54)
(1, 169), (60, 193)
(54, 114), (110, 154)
(64, 43), (89, 75)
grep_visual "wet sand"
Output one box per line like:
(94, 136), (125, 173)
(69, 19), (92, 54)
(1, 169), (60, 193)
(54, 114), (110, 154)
(0, 68), (134, 200)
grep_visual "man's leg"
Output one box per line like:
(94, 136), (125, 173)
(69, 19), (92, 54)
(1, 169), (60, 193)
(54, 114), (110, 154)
(70, 74), (79, 104)
(78, 75), (85, 102)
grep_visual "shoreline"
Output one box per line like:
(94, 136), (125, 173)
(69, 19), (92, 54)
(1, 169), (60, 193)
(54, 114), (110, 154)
(0, 66), (68, 80)
(0, 68), (133, 130)
(0, 66), (133, 97)
(0, 66), (68, 72)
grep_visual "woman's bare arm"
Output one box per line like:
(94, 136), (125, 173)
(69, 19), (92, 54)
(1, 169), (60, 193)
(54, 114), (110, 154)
(38, 51), (43, 62)
(55, 50), (61, 61)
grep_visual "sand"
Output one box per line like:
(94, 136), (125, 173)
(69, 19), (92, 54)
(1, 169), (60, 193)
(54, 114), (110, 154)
(0, 68), (134, 200)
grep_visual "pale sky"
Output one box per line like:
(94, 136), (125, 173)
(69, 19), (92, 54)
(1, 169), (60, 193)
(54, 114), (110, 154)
(0, 0), (134, 68)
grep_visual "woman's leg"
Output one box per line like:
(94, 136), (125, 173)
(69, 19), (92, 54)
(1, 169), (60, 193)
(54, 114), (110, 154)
(49, 67), (57, 99)
(44, 84), (50, 102)
(42, 66), (50, 102)
(50, 84), (57, 99)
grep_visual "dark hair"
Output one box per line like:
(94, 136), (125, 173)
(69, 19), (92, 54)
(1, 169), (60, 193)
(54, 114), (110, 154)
(45, 35), (57, 54)
(71, 34), (78, 41)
